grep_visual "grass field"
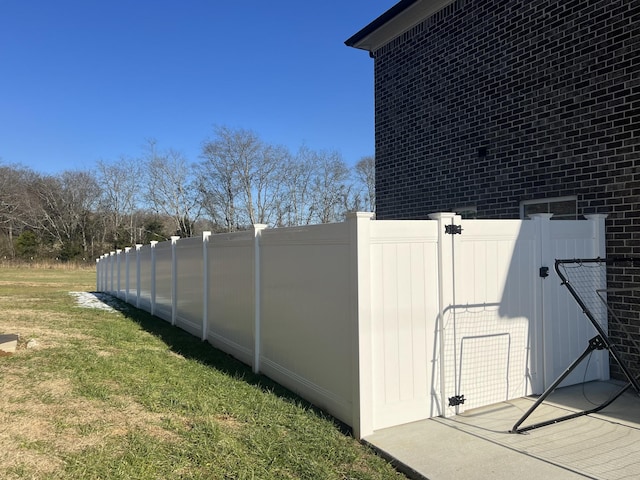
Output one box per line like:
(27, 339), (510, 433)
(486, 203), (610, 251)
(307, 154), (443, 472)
(0, 266), (404, 479)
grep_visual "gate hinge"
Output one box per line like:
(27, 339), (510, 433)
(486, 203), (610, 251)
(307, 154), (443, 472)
(448, 395), (465, 407)
(445, 224), (463, 235)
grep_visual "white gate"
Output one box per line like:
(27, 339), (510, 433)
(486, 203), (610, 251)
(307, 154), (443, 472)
(443, 219), (537, 414)
(434, 213), (609, 417)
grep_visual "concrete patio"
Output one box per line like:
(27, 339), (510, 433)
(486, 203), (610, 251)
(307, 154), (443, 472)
(365, 380), (640, 480)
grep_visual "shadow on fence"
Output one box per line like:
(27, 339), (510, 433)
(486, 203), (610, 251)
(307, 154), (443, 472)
(96, 291), (352, 435)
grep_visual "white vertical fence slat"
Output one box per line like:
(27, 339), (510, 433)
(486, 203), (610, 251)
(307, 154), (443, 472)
(95, 213), (607, 439)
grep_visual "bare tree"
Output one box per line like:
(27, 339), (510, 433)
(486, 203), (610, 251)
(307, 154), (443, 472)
(354, 155), (375, 213)
(199, 126), (287, 230)
(0, 163), (28, 256)
(96, 157), (141, 247)
(307, 149), (351, 224)
(275, 146), (327, 227)
(14, 170), (100, 259)
(144, 140), (201, 237)
(276, 153), (313, 227)
(0, 164), (36, 257)
(59, 170), (101, 257)
(251, 143), (288, 225)
(198, 131), (241, 232)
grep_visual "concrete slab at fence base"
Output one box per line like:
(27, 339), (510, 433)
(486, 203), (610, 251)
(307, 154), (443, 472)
(0, 334), (18, 354)
(364, 381), (640, 480)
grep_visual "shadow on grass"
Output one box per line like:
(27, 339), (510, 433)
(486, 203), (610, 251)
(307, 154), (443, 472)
(95, 292), (352, 436)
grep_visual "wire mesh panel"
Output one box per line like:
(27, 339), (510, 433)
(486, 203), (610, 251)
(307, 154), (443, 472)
(511, 257), (640, 433)
(438, 305), (530, 413)
(556, 258), (640, 379)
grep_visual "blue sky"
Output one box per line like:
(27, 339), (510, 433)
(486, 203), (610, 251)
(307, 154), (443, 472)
(0, 1), (393, 174)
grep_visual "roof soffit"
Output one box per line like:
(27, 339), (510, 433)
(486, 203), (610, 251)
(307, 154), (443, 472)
(346, 0), (457, 52)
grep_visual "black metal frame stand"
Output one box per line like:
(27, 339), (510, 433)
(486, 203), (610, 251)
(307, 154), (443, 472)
(510, 258), (640, 434)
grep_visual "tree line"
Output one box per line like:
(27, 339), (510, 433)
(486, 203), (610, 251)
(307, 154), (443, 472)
(0, 126), (375, 263)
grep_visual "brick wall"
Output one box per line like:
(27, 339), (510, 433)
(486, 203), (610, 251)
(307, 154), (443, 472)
(373, 0), (640, 379)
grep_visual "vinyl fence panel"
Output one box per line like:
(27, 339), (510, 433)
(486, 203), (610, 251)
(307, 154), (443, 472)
(95, 213), (607, 439)
(154, 241), (173, 322)
(137, 244), (153, 311)
(259, 222), (354, 425)
(367, 220), (440, 430)
(175, 236), (206, 337)
(206, 230), (256, 367)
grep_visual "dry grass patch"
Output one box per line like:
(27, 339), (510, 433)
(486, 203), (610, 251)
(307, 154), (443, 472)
(0, 371), (185, 477)
(0, 303), (101, 356)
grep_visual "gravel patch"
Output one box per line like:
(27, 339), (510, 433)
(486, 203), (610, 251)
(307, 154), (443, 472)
(69, 291), (129, 313)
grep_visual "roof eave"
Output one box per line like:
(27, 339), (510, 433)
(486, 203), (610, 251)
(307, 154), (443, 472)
(345, 0), (457, 52)
(345, 0), (419, 51)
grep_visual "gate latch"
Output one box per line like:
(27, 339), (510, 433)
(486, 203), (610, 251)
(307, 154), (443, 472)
(539, 266), (549, 278)
(445, 224), (463, 235)
(448, 395), (465, 407)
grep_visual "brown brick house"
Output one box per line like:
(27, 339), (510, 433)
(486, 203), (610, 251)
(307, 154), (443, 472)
(346, 0), (640, 377)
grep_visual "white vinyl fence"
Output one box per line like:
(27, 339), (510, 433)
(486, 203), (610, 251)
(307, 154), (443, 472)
(96, 212), (608, 439)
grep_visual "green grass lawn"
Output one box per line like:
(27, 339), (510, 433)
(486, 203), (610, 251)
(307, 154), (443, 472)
(0, 266), (405, 480)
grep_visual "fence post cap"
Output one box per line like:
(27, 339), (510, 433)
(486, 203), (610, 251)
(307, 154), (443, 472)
(428, 212), (457, 220)
(528, 213), (554, 220)
(346, 212), (375, 220)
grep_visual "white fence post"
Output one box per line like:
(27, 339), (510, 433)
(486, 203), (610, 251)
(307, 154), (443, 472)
(135, 244), (142, 308)
(109, 251), (116, 294)
(428, 212), (460, 416)
(585, 214), (608, 258)
(202, 231), (211, 341)
(116, 249), (122, 297)
(253, 224), (268, 374)
(124, 247), (131, 303)
(348, 212), (374, 440)
(100, 254), (106, 292)
(530, 213), (553, 394)
(150, 241), (158, 316)
(171, 236), (180, 326)
(530, 213), (554, 264)
(96, 257), (101, 292)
